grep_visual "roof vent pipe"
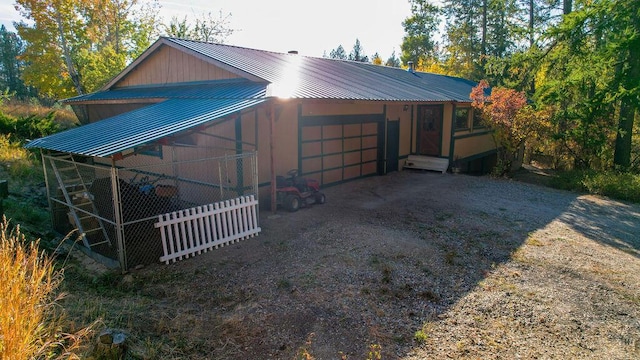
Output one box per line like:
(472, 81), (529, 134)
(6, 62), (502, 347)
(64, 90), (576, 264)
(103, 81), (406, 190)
(407, 61), (415, 73)
(288, 50), (298, 54)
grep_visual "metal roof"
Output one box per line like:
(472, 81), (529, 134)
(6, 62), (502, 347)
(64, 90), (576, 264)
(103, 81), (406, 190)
(65, 78), (267, 103)
(26, 97), (265, 157)
(29, 38), (482, 157)
(165, 37), (478, 102)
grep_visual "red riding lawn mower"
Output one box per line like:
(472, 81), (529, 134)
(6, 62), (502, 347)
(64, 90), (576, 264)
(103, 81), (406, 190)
(276, 169), (326, 212)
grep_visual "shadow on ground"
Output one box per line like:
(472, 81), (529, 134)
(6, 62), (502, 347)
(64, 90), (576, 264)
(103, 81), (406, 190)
(96, 170), (638, 359)
(558, 196), (640, 257)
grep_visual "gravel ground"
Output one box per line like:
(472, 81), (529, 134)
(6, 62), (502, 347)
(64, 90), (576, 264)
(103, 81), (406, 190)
(122, 171), (640, 359)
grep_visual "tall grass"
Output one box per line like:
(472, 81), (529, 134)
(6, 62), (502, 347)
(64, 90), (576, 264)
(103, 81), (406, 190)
(0, 217), (91, 359)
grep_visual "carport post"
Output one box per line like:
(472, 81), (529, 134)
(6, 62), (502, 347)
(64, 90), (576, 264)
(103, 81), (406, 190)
(110, 161), (126, 272)
(269, 102), (277, 213)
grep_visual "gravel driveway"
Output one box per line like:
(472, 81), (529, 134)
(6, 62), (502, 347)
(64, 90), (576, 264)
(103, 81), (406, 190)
(131, 171), (640, 359)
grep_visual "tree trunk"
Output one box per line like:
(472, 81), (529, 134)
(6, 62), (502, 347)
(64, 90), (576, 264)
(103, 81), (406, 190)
(481, 0), (487, 57)
(55, 11), (84, 95)
(613, 5), (639, 169)
(563, 0), (572, 15)
(529, 0), (534, 48)
(613, 101), (635, 168)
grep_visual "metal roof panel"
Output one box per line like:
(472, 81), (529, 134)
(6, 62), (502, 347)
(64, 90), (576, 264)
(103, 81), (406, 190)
(166, 38), (478, 102)
(65, 79), (267, 103)
(26, 97), (265, 157)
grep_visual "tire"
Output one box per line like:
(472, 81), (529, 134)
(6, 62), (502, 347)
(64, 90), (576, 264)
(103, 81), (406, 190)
(315, 192), (326, 205)
(284, 194), (300, 212)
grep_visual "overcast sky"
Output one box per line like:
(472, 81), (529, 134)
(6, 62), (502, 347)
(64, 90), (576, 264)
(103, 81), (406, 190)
(0, 0), (416, 60)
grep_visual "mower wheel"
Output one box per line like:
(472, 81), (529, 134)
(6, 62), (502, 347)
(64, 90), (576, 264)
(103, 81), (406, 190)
(284, 194), (301, 212)
(315, 192), (326, 204)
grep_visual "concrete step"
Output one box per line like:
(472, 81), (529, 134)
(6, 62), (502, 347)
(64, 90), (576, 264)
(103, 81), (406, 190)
(404, 155), (449, 173)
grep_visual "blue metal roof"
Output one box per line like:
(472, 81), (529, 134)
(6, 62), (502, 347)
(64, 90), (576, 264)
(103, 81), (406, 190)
(165, 37), (478, 102)
(26, 97), (265, 157)
(66, 79), (267, 103)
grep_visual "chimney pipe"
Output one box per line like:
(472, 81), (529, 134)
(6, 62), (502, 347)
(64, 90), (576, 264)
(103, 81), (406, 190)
(407, 61), (415, 73)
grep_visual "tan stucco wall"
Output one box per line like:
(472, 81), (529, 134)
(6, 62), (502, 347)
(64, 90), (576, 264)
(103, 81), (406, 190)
(385, 103), (412, 158)
(302, 101), (384, 116)
(453, 133), (496, 160)
(91, 98), (496, 204)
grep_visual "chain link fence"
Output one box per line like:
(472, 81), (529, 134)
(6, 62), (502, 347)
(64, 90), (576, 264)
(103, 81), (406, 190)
(43, 151), (258, 271)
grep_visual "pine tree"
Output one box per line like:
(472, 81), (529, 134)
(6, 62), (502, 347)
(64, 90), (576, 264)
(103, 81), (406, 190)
(400, 0), (441, 66)
(0, 25), (32, 99)
(348, 39), (369, 62)
(329, 45), (348, 60)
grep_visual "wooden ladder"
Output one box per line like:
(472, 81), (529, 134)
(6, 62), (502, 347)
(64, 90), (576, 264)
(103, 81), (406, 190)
(49, 154), (111, 249)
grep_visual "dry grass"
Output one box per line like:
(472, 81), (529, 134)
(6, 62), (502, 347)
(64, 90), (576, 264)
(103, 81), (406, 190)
(2, 100), (78, 130)
(0, 135), (41, 179)
(0, 217), (92, 359)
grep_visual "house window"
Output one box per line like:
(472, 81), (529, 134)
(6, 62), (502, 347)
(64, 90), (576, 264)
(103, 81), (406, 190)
(135, 144), (163, 158)
(454, 107), (470, 130)
(472, 109), (485, 129)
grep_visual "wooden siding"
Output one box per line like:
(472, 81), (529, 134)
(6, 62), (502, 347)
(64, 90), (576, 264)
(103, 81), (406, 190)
(252, 102), (300, 186)
(114, 45), (241, 88)
(84, 103), (156, 123)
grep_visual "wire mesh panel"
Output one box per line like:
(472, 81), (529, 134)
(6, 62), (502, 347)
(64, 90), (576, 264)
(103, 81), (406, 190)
(43, 151), (259, 271)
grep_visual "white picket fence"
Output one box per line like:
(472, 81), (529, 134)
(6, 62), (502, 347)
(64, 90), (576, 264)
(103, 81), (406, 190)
(155, 195), (261, 264)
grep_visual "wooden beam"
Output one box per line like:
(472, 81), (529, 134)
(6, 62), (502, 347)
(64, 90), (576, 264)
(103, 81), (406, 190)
(269, 102), (277, 213)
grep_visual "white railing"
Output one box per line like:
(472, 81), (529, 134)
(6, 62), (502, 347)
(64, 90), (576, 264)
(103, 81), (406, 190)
(155, 195), (261, 264)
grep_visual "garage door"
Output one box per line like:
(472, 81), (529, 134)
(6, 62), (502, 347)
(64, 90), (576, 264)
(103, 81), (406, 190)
(299, 114), (384, 186)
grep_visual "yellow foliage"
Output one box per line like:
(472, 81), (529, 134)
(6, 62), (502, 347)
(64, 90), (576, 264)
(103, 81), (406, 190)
(415, 58), (447, 75)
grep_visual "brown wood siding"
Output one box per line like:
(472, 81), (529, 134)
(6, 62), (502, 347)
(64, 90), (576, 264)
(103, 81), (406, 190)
(85, 103), (155, 123)
(241, 108), (259, 152)
(114, 46), (241, 88)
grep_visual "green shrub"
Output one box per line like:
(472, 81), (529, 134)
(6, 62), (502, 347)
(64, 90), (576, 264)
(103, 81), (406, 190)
(0, 111), (60, 140)
(550, 170), (640, 203)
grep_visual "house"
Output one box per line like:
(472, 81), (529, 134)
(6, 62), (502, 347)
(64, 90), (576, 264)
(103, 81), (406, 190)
(25, 37), (496, 270)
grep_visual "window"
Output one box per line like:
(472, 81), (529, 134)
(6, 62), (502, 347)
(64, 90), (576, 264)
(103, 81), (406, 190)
(135, 144), (163, 158)
(454, 107), (470, 130)
(472, 109), (485, 129)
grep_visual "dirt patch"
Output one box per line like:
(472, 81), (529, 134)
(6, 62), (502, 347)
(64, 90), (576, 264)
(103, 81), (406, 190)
(70, 171), (640, 359)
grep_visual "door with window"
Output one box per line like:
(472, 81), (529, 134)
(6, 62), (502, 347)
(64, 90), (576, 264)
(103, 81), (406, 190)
(417, 105), (443, 156)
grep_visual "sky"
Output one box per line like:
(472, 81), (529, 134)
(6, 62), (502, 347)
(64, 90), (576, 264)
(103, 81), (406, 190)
(0, 0), (414, 60)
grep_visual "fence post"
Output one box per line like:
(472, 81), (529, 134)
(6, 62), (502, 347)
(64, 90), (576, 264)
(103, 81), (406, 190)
(110, 166), (126, 272)
(40, 152), (55, 230)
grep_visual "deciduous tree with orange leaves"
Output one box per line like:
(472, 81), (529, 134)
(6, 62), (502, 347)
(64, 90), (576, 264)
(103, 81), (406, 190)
(471, 79), (550, 176)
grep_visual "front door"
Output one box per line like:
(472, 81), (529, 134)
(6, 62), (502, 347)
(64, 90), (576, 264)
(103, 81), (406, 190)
(417, 105), (443, 156)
